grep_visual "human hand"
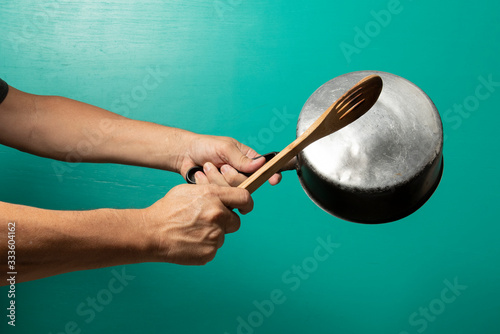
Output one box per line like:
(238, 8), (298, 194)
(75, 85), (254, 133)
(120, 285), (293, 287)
(141, 184), (253, 265)
(177, 134), (281, 186)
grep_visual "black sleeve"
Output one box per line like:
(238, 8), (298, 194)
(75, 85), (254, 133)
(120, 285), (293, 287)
(0, 78), (9, 105)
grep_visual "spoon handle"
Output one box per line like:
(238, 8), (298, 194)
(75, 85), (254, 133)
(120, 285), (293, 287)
(238, 135), (308, 193)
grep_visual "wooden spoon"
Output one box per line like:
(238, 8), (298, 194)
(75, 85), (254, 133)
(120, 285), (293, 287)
(238, 74), (383, 194)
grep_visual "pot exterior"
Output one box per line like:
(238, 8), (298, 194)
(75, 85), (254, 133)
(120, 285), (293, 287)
(296, 71), (443, 223)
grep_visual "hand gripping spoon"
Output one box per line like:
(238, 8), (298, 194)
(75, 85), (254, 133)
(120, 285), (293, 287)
(238, 74), (383, 194)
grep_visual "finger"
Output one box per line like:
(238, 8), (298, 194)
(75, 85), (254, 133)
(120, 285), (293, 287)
(195, 171), (209, 185)
(220, 164), (248, 187)
(208, 227), (226, 248)
(269, 173), (282, 186)
(222, 158), (279, 187)
(203, 162), (230, 187)
(283, 157), (298, 171)
(212, 186), (254, 215)
(224, 142), (265, 174)
(237, 142), (260, 159)
(224, 211), (241, 234)
(218, 232), (225, 248)
(208, 204), (241, 236)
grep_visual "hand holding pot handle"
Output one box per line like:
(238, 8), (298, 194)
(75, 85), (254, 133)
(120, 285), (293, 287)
(185, 152), (296, 185)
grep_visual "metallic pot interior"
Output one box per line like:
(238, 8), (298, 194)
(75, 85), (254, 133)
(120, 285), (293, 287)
(296, 71), (443, 224)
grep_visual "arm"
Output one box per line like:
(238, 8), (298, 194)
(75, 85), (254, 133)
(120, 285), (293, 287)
(0, 85), (281, 184)
(0, 82), (263, 284)
(0, 85), (197, 173)
(0, 184), (252, 285)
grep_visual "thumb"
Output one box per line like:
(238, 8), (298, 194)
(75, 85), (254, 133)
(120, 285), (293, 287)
(216, 186), (254, 215)
(225, 147), (266, 174)
(179, 159), (197, 181)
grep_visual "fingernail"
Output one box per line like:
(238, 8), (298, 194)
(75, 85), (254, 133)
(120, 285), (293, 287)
(221, 164), (235, 175)
(220, 165), (229, 175)
(194, 171), (204, 181)
(204, 162), (211, 172)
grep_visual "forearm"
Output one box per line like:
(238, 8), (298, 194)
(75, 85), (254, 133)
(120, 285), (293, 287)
(0, 86), (196, 173)
(0, 201), (151, 284)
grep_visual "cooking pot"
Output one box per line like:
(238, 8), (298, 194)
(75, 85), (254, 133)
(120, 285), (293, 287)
(186, 70), (443, 224)
(295, 70), (443, 223)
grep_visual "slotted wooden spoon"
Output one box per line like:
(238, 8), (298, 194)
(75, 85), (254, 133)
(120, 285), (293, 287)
(238, 74), (383, 194)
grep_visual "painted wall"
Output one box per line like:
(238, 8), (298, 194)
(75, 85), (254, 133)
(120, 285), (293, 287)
(1, 0), (499, 333)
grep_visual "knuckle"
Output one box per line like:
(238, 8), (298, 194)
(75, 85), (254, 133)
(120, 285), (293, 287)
(200, 186), (211, 197)
(221, 140), (233, 152)
(222, 172), (233, 181)
(201, 184), (217, 197)
(238, 153), (248, 165)
(242, 189), (251, 202)
(207, 227), (223, 241)
(208, 207), (225, 222)
(171, 184), (184, 194)
(209, 184), (220, 194)
(199, 247), (217, 264)
(224, 173), (239, 185)
(239, 189), (252, 205)
(229, 217), (242, 233)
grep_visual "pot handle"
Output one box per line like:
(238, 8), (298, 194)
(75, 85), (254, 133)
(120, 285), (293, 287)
(185, 152), (280, 184)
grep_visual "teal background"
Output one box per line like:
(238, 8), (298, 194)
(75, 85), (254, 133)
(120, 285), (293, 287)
(1, 0), (499, 333)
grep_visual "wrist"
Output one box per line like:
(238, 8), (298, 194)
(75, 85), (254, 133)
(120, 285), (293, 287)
(143, 124), (198, 174)
(113, 208), (156, 263)
(172, 130), (201, 174)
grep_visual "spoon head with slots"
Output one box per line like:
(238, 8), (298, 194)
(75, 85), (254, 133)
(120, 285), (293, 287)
(306, 74), (383, 143)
